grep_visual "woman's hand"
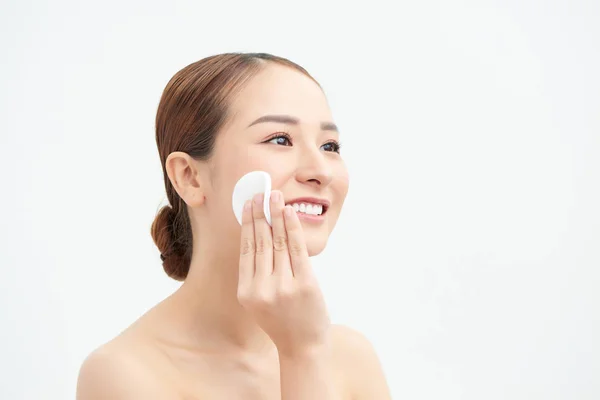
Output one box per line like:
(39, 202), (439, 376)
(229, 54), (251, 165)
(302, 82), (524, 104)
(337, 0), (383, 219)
(237, 190), (331, 357)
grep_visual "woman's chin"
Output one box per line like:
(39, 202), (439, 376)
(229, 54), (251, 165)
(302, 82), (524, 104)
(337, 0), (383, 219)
(306, 237), (328, 257)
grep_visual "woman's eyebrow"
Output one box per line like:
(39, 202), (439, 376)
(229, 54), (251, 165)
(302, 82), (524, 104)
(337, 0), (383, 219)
(247, 114), (339, 133)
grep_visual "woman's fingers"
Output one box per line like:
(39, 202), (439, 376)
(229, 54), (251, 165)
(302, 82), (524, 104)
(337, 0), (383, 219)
(238, 190), (330, 355)
(252, 193), (273, 278)
(283, 205), (310, 279)
(239, 189), (309, 287)
(238, 200), (255, 291)
(270, 190), (292, 279)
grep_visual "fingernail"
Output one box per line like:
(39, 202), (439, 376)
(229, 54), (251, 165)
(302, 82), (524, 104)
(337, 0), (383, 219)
(244, 200), (252, 211)
(284, 206), (294, 217)
(271, 190), (280, 203)
(253, 193), (263, 205)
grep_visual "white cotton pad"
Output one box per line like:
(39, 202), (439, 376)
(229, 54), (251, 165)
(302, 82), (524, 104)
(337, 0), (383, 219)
(232, 171), (272, 226)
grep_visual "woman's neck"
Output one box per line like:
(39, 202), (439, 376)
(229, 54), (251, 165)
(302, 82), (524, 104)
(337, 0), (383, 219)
(165, 243), (274, 354)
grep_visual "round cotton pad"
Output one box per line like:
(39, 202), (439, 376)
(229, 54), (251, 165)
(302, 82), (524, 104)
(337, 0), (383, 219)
(232, 171), (272, 226)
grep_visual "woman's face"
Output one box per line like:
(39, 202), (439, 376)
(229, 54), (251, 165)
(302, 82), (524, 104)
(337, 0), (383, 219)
(202, 64), (349, 256)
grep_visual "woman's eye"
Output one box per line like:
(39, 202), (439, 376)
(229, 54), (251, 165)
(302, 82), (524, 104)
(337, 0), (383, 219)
(268, 135), (292, 146)
(321, 141), (341, 153)
(266, 135), (340, 154)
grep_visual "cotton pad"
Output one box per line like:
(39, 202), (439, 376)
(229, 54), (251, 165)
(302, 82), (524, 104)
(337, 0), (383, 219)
(232, 171), (272, 226)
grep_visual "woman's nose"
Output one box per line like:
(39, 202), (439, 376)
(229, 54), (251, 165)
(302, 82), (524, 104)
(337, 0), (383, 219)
(295, 148), (333, 187)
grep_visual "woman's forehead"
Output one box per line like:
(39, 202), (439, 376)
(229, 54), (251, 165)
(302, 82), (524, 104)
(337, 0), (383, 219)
(227, 65), (332, 129)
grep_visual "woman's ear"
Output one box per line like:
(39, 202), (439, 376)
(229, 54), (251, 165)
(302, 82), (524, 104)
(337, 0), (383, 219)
(165, 151), (206, 208)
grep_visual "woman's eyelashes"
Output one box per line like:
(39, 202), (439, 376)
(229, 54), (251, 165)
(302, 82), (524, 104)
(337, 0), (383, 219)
(267, 132), (292, 146)
(321, 141), (342, 153)
(265, 132), (342, 154)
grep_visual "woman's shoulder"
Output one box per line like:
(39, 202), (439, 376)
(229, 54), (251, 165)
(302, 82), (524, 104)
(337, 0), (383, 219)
(75, 332), (172, 399)
(330, 324), (392, 399)
(331, 324), (381, 366)
(331, 324), (380, 357)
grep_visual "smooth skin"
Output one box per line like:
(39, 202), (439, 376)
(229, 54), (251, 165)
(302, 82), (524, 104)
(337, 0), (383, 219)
(76, 63), (391, 399)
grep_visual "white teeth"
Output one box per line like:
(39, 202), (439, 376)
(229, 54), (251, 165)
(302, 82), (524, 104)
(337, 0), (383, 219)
(287, 202), (324, 216)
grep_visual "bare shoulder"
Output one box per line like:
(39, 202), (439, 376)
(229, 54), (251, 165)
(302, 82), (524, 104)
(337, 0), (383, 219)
(331, 324), (393, 400)
(76, 337), (172, 400)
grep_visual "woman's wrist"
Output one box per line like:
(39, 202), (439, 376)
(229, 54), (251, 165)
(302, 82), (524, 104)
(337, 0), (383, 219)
(277, 342), (332, 363)
(278, 341), (338, 400)
(276, 333), (333, 361)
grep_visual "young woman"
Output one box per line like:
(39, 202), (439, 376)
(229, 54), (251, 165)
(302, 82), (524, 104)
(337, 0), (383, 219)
(77, 52), (391, 399)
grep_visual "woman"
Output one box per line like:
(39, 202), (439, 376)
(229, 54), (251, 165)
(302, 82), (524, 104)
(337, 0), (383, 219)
(76, 52), (391, 399)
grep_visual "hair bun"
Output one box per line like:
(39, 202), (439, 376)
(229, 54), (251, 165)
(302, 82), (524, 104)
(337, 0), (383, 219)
(151, 205), (191, 280)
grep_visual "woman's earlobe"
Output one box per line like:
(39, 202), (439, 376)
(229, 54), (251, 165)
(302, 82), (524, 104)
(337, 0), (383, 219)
(190, 191), (206, 207)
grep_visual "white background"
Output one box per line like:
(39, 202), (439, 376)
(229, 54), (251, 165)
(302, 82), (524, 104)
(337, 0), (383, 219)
(1, 0), (599, 399)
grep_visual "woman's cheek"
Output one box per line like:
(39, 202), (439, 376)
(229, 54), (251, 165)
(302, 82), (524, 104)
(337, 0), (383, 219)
(334, 164), (350, 191)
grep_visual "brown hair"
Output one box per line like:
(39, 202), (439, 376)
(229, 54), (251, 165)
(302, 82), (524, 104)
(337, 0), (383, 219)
(150, 52), (319, 280)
